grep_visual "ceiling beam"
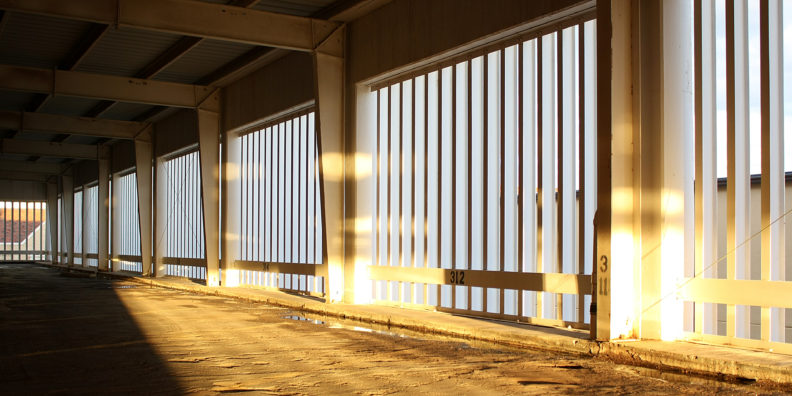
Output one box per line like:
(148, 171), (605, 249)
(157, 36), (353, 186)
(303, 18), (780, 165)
(136, 36), (203, 79)
(26, 23), (110, 114)
(84, 100), (116, 118)
(0, 0), (340, 51)
(0, 139), (98, 160)
(0, 170), (51, 183)
(60, 23), (109, 71)
(198, 47), (284, 86)
(0, 111), (148, 139)
(0, 159), (63, 174)
(196, 0), (372, 88)
(0, 64), (212, 107)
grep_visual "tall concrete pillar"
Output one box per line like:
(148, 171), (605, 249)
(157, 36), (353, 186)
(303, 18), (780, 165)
(313, 25), (347, 303)
(111, 172), (121, 271)
(153, 155), (167, 277)
(197, 90), (221, 287)
(62, 174), (74, 267)
(81, 183), (88, 268)
(98, 148), (110, 271)
(221, 115), (241, 286)
(594, 0), (637, 341)
(135, 127), (154, 276)
(46, 181), (58, 265)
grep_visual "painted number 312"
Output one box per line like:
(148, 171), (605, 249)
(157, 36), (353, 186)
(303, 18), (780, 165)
(449, 271), (465, 285)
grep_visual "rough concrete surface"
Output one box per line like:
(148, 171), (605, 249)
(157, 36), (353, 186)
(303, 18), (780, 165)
(1, 263), (789, 395)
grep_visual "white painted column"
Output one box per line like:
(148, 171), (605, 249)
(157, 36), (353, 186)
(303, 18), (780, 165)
(111, 172), (121, 271)
(153, 156), (168, 277)
(62, 174), (74, 267)
(662, 0), (693, 341)
(313, 26), (347, 302)
(197, 91), (222, 287)
(354, 83), (377, 303)
(46, 181), (58, 264)
(596, 0), (636, 341)
(135, 128), (154, 276)
(81, 183), (88, 267)
(98, 149), (110, 271)
(221, 123), (241, 287)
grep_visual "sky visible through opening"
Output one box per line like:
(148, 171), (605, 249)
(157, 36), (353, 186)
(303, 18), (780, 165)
(714, 1), (792, 177)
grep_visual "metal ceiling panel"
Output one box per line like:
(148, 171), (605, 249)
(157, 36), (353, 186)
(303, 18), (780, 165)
(66, 135), (102, 145)
(0, 91), (37, 112)
(75, 27), (183, 77)
(100, 102), (155, 121)
(35, 157), (65, 164)
(195, 0), (335, 15)
(38, 96), (104, 117)
(0, 12), (90, 69)
(15, 130), (59, 142)
(154, 39), (256, 84)
(252, 0), (336, 16)
(0, 153), (31, 162)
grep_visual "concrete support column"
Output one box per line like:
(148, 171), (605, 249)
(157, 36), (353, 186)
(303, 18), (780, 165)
(197, 90), (222, 287)
(313, 25), (346, 303)
(135, 127), (154, 276)
(46, 181), (58, 264)
(595, 0), (636, 341)
(221, 116), (241, 287)
(153, 156), (167, 277)
(111, 172), (121, 271)
(81, 183), (88, 267)
(62, 174), (74, 267)
(98, 147), (110, 271)
(635, 0), (664, 341)
(661, 0), (693, 341)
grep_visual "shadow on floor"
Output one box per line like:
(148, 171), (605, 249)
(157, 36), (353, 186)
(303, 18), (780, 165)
(0, 262), (184, 394)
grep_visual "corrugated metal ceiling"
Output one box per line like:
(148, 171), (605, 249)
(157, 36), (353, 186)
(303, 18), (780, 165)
(0, 0), (348, 165)
(100, 102), (157, 121)
(154, 39), (256, 84)
(252, 0), (336, 16)
(38, 96), (104, 118)
(0, 12), (90, 70)
(14, 130), (58, 142)
(75, 27), (183, 77)
(0, 92), (37, 112)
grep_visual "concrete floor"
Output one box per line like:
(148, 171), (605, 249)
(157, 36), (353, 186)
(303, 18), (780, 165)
(0, 263), (784, 395)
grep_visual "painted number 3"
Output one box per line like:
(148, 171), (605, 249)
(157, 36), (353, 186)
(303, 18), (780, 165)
(598, 255), (608, 296)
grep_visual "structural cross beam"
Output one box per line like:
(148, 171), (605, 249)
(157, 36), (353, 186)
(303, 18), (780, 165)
(0, 0), (340, 51)
(0, 139), (100, 160)
(0, 64), (213, 108)
(0, 159), (63, 174)
(0, 111), (149, 139)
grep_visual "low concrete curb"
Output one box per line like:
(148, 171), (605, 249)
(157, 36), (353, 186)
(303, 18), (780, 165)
(40, 263), (792, 386)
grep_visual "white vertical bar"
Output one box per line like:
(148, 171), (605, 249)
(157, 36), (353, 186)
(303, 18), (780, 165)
(486, 51), (500, 277)
(523, 39), (537, 316)
(562, 26), (577, 321)
(541, 32), (557, 319)
(427, 73), (438, 272)
(734, 0), (751, 339)
(504, 45), (518, 275)
(768, 0), (785, 342)
(701, 0), (719, 335)
(663, 0), (694, 341)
